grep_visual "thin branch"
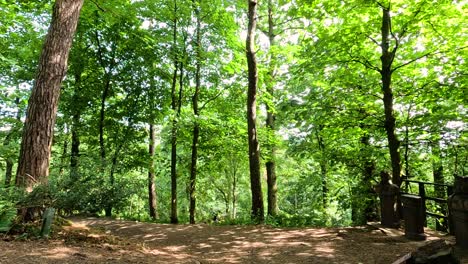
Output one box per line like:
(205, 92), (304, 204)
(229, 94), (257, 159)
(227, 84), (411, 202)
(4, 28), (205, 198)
(367, 35), (380, 46)
(275, 17), (301, 27)
(89, 0), (106, 12)
(392, 51), (435, 72)
(276, 26), (305, 36)
(397, 5), (423, 41)
(199, 89), (225, 112)
(344, 56), (380, 72)
(393, 45), (468, 72)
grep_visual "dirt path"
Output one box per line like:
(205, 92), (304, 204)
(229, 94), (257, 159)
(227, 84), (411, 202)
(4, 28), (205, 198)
(0, 217), (465, 264)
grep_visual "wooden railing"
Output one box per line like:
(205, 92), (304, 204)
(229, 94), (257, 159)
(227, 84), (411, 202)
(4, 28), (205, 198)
(401, 179), (453, 233)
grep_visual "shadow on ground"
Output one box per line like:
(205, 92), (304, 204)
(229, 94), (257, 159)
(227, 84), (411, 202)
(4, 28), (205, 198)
(1, 217), (466, 264)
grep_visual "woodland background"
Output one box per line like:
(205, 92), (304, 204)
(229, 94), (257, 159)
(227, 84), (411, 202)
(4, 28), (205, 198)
(0, 0), (466, 227)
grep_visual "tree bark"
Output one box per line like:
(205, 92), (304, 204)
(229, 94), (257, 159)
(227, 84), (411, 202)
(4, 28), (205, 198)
(432, 140), (445, 230)
(189, 0), (202, 225)
(380, 7), (401, 186)
(315, 128), (328, 207)
(70, 110), (80, 180)
(352, 130), (377, 224)
(59, 131), (68, 176)
(16, 0), (84, 192)
(148, 124), (158, 220)
(246, 0), (264, 223)
(170, 2), (179, 224)
(69, 30), (84, 182)
(265, 0), (278, 217)
(96, 31), (112, 171)
(231, 162), (238, 219)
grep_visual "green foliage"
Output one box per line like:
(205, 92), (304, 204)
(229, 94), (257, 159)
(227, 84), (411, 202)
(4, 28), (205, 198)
(0, 0), (466, 229)
(265, 212), (327, 227)
(0, 199), (16, 232)
(0, 187), (23, 232)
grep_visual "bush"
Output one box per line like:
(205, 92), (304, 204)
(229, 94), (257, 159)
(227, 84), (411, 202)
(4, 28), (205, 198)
(0, 187), (19, 232)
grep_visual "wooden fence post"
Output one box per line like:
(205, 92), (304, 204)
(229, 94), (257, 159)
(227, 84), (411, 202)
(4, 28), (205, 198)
(418, 183), (427, 227)
(447, 186), (454, 235)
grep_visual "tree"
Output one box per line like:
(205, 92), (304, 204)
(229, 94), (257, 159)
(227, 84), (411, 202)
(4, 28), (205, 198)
(189, 0), (202, 224)
(148, 124), (158, 220)
(264, 0), (278, 217)
(246, 0), (264, 223)
(15, 0), (84, 193)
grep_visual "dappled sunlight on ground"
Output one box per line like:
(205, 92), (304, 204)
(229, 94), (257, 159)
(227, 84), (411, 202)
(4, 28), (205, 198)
(1, 217), (466, 264)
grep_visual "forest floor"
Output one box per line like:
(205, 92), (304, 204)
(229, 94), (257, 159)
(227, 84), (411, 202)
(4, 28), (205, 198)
(1, 217), (467, 264)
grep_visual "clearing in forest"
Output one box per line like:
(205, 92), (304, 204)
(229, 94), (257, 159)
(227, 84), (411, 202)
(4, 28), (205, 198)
(1, 217), (467, 264)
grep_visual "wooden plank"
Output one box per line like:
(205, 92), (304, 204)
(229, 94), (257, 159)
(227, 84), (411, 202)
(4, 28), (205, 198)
(425, 196), (447, 203)
(426, 211), (447, 219)
(403, 179), (451, 187)
(391, 252), (412, 264)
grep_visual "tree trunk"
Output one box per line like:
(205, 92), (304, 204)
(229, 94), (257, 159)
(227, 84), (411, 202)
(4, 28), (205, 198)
(432, 140), (445, 230)
(404, 120), (410, 178)
(16, 0), (84, 193)
(265, 0), (278, 217)
(189, 0), (202, 225)
(380, 6), (402, 221)
(4, 159), (13, 187)
(170, 2), (179, 224)
(59, 131), (68, 176)
(232, 164), (238, 219)
(69, 34), (84, 182)
(315, 128), (328, 207)
(148, 123), (158, 220)
(246, 0), (264, 223)
(94, 25), (115, 173)
(352, 131), (377, 225)
(98, 75), (110, 170)
(70, 111), (80, 180)
(380, 7), (401, 186)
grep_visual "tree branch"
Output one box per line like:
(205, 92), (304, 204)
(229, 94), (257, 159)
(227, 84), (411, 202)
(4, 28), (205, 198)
(89, 0), (106, 12)
(199, 89), (225, 112)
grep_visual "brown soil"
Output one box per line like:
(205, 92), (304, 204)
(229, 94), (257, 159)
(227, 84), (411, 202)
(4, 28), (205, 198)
(0, 217), (466, 264)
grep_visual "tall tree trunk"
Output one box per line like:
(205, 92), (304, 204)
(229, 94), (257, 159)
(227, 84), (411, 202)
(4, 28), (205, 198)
(59, 130), (68, 176)
(432, 140), (445, 230)
(97, 69), (111, 171)
(246, 0), (264, 223)
(170, 2), (179, 224)
(379, 6), (402, 221)
(70, 111), (80, 180)
(148, 123), (158, 220)
(380, 7), (401, 186)
(16, 0), (84, 194)
(315, 128), (327, 207)
(403, 117), (410, 178)
(352, 131), (377, 225)
(189, 0), (202, 225)
(94, 24), (116, 174)
(231, 163), (238, 219)
(69, 31), (84, 182)
(265, 0), (278, 217)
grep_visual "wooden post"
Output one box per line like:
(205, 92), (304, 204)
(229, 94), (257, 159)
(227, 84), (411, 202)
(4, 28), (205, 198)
(418, 183), (427, 227)
(40, 207), (55, 238)
(401, 194), (426, 240)
(447, 185), (454, 235)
